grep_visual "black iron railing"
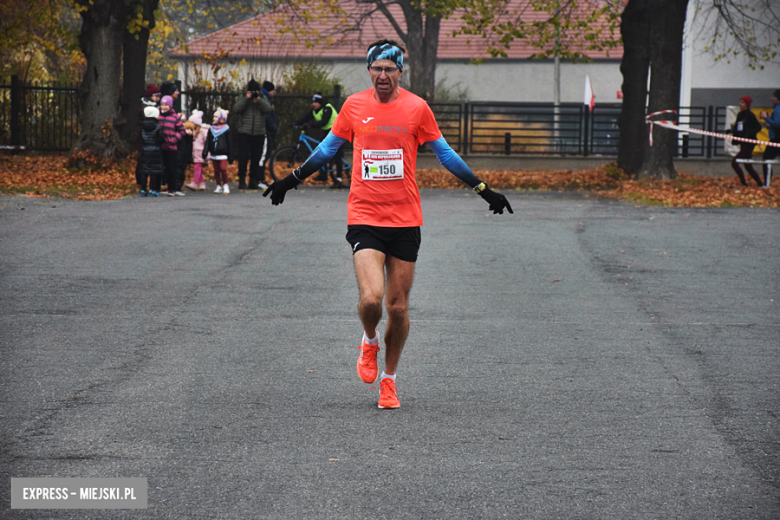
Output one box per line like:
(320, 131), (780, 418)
(0, 76), (80, 152)
(0, 77), (739, 158)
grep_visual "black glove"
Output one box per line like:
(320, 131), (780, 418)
(478, 186), (513, 215)
(263, 172), (300, 205)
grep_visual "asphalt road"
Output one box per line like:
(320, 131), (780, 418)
(1, 187), (778, 519)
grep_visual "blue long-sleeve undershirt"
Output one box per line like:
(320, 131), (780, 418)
(293, 133), (482, 189)
(427, 136), (481, 188)
(293, 132), (347, 180)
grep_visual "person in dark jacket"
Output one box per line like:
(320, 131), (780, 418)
(728, 96), (763, 186)
(138, 106), (164, 197)
(142, 84), (161, 108)
(177, 112), (194, 193)
(260, 80), (278, 185)
(232, 78), (273, 190)
(136, 84), (161, 189)
(159, 95), (185, 196)
(759, 90), (780, 186)
(203, 108), (234, 194)
(295, 93), (346, 188)
(159, 81), (181, 111)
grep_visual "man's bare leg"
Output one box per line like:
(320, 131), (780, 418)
(354, 250), (415, 374)
(382, 255), (415, 375)
(354, 249), (386, 339)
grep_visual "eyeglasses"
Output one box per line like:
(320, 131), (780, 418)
(369, 66), (399, 74)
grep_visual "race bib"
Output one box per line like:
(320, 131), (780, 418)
(736, 121), (744, 132)
(361, 149), (404, 181)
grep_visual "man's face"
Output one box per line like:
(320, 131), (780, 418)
(172, 91), (180, 99)
(312, 101), (322, 111)
(369, 59), (402, 96)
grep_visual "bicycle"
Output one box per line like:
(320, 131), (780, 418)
(269, 126), (351, 184)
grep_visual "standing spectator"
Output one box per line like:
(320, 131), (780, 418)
(185, 110), (209, 191)
(160, 81), (186, 120)
(136, 84), (161, 191)
(178, 110), (194, 193)
(142, 84), (161, 108)
(159, 95), (185, 197)
(260, 80), (278, 188)
(138, 106), (164, 197)
(203, 108), (233, 194)
(728, 96), (763, 187)
(232, 78), (273, 190)
(160, 81), (178, 99)
(295, 93), (347, 188)
(759, 89), (780, 187)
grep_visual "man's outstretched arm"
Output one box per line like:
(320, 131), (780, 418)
(427, 137), (513, 215)
(263, 132), (347, 205)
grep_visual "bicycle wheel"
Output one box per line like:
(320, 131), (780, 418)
(340, 157), (352, 186)
(269, 147), (306, 182)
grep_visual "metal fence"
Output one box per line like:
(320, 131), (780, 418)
(0, 76), (736, 158)
(0, 76), (80, 152)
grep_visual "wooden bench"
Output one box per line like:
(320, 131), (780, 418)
(736, 159), (778, 187)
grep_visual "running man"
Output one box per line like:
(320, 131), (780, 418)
(264, 39), (513, 409)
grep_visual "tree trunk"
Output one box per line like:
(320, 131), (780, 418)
(381, 0), (440, 100)
(419, 13), (441, 101)
(617, 0), (650, 175)
(639, 0), (689, 180)
(72, 1), (132, 159)
(119, 0), (158, 145)
(117, 29), (150, 146)
(618, 0), (689, 180)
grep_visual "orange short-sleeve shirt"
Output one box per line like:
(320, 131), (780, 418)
(330, 88), (442, 227)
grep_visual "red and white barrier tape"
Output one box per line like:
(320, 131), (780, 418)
(646, 109), (780, 148)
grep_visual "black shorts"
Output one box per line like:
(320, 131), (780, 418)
(346, 225), (422, 263)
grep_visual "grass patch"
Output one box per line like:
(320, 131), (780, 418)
(622, 192), (667, 206)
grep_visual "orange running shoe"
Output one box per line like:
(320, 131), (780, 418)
(357, 331), (380, 383)
(378, 378), (400, 409)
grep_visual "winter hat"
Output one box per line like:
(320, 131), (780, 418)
(312, 93), (324, 104)
(160, 95), (174, 107)
(740, 96), (752, 108)
(144, 106), (160, 119)
(214, 108), (228, 124)
(188, 109), (203, 126)
(247, 78), (261, 92)
(160, 81), (178, 97)
(262, 80), (275, 92)
(145, 84), (160, 97)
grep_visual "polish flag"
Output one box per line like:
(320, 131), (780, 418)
(584, 75), (595, 111)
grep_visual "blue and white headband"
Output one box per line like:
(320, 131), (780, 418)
(366, 43), (403, 72)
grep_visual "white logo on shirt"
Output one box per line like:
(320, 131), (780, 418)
(362, 117), (374, 124)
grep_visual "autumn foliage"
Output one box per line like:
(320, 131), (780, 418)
(0, 155), (777, 207)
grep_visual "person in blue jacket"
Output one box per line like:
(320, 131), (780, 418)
(759, 89), (780, 187)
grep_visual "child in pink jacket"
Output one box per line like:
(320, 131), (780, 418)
(185, 110), (210, 191)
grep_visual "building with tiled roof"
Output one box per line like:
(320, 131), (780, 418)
(168, 0), (625, 103)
